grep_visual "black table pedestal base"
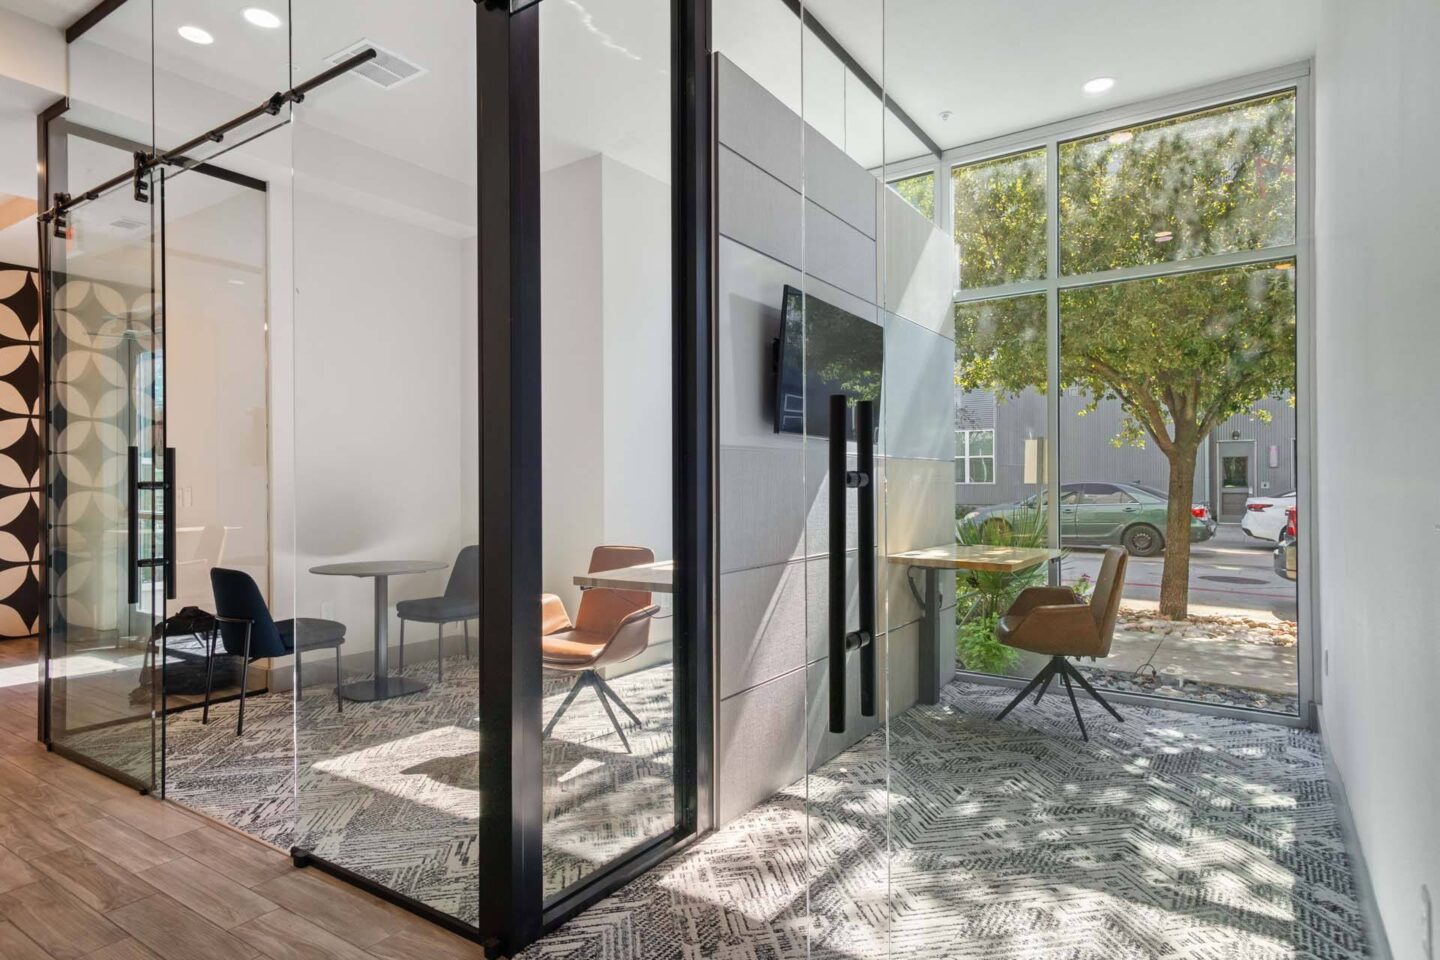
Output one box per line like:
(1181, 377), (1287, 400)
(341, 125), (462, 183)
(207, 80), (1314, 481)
(339, 677), (429, 702)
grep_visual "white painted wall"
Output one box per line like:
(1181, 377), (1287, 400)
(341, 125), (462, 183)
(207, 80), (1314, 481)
(540, 156), (605, 618)
(1315, 1), (1440, 957)
(283, 188), (471, 664)
(539, 154), (673, 619)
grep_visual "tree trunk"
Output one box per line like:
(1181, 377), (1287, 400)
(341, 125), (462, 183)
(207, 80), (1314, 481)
(1159, 443), (1200, 620)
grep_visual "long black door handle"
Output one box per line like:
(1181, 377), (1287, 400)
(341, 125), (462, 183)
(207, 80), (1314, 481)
(127, 446), (176, 605)
(828, 394), (847, 734)
(163, 447), (176, 600)
(829, 395), (877, 734)
(854, 400), (876, 719)
(127, 446), (140, 605)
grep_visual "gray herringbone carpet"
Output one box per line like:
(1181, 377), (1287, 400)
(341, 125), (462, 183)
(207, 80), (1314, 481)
(64, 654), (677, 919)
(522, 680), (1370, 960)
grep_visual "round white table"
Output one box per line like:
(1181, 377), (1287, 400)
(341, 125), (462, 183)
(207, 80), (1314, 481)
(310, 559), (448, 702)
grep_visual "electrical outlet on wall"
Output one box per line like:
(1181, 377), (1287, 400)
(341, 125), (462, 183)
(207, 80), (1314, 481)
(1422, 884), (1433, 960)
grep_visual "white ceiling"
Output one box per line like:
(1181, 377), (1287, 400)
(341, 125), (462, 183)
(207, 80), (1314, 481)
(0, 0), (90, 28)
(5, 0), (1322, 196)
(720, 0), (1320, 166)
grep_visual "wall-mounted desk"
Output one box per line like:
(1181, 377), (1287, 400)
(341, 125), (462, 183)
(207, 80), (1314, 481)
(573, 560), (674, 594)
(887, 545), (1059, 703)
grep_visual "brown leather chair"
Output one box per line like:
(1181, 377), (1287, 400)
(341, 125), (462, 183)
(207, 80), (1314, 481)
(994, 546), (1128, 740)
(540, 545), (660, 753)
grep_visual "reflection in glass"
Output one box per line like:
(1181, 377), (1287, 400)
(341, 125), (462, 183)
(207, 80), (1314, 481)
(953, 149), (1047, 288)
(1060, 92), (1297, 275)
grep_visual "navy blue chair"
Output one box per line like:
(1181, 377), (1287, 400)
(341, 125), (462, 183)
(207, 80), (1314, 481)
(397, 545), (479, 683)
(208, 567), (347, 735)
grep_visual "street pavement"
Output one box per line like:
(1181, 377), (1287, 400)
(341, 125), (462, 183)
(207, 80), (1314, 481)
(1059, 524), (1297, 621)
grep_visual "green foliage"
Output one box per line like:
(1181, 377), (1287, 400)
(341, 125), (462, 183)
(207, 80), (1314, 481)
(1059, 95), (1297, 274)
(955, 500), (1049, 617)
(951, 93), (1300, 618)
(953, 501), (1048, 673)
(957, 614), (1017, 675)
(953, 150), (1047, 288)
(891, 172), (936, 222)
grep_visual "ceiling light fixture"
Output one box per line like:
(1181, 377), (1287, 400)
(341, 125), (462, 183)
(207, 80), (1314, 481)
(242, 8), (283, 28)
(178, 25), (214, 44)
(1083, 76), (1115, 95)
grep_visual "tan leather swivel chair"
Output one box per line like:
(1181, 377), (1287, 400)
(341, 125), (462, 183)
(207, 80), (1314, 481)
(994, 546), (1128, 740)
(540, 546), (660, 753)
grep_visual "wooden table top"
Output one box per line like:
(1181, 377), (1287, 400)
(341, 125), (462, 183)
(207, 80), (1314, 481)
(887, 544), (1059, 573)
(573, 560), (674, 593)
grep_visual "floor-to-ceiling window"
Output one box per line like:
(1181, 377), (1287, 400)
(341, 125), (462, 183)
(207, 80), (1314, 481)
(945, 82), (1309, 718)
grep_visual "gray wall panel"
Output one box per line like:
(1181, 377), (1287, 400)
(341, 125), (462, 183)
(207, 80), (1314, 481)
(719, 560), (809, 699)
(718, 668), (807, 825)
(716, 55), (802, 192)
(718, 146), (802, 268)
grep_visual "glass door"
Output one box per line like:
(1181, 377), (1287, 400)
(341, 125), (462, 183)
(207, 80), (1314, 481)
(45, 155), (167, 791)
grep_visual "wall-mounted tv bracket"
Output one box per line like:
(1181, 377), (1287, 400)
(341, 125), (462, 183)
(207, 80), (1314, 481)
(38, 47), (377, 232)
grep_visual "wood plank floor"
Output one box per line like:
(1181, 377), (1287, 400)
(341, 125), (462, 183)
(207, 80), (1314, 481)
(0, 638), (486, 960)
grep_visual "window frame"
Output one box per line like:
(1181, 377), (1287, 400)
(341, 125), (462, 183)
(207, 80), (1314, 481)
(955, 427), (996, 485)
(926, 60), (1319, 730)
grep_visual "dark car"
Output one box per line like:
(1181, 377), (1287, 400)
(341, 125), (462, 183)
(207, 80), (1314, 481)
(962, 481), (1217, 557)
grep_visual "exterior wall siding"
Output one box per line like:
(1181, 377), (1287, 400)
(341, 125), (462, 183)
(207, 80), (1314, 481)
(955, 386), (1297, 516)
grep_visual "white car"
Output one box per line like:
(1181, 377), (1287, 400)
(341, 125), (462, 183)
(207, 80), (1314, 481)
(1241, 491), (1296, 542)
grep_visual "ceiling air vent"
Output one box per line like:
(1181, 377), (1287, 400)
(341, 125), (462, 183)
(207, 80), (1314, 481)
(324, 40), (427, 90)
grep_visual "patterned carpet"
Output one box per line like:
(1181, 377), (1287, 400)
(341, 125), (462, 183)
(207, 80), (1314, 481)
(64, 651), (677, 921)
(522, 680), (1370, 960)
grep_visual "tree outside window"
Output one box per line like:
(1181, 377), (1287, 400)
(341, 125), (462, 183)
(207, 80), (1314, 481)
(952, 91), (1298, 619)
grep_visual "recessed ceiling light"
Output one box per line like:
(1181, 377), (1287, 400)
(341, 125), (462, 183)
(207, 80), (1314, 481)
(1083, 76), (1116, 95)
(242, 8), (283, 29)
(178, 25), (214, 45)
(938, 110), (954, 122)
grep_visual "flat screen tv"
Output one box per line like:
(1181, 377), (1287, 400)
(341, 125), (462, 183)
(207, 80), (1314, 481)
(773, 284), (883, 439)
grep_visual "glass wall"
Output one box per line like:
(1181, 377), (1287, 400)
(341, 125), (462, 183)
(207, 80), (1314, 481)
(289, 0), (481, 926)
(44, 4), (161, 790)
(949, 90), (1304, 715)
(536, 0), (678, 899)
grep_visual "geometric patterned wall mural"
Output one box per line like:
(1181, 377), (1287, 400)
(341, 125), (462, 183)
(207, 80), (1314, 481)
(0, 263), (41, 640)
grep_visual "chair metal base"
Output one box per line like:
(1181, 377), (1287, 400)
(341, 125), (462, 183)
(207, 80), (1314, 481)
(542, 670), (642, 753)
(996, 655), (1123, 741)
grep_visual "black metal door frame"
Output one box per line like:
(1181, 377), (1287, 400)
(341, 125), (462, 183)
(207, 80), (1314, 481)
(479, 0), (714, 951)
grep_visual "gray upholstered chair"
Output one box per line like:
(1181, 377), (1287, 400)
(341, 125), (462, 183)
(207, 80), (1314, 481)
(397, 545), (479, 682)
(993, 546), (1128, 740)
